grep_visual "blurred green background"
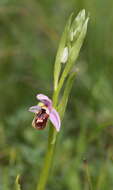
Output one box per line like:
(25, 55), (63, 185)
(0, 0), (113, 190)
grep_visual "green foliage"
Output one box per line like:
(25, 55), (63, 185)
(54, 13), (73, 90)
(0, 0), (113, 190)
(53, 10), (89, 104)
(15, 175), (21, 190)
(58, 72), (77, 119)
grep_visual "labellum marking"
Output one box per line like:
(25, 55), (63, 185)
(32, 108), (49, 130)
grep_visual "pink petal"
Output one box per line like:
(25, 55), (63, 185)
(36, 94), (52, 110)
(28, 105), (41, 113)
(49, 108), (61, 132)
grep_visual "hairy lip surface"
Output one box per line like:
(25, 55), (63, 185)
(34, 109), (49, 130)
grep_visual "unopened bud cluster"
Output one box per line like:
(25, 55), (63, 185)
(60, 9), (88, 64)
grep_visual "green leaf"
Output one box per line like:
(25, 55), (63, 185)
(56, 17), (89, 97)
(58, 72), (77, 119)
(15, 175), (21, 190)
(52, 72), (77, 144)
(54, 13), (73, 90)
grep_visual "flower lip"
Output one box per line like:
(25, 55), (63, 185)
(29, 94), (61, 132)
(32, 108), (49, 130)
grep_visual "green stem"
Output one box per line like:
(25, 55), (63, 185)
(37, 127), (57, 190)
(37, 92), (58, 190)
(53, 59), (72, 106)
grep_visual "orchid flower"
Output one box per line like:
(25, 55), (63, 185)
(29, 94), (61, 132)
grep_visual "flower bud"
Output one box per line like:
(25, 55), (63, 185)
(70, 9), (86, 42)
(75, 9), (85, 22)
(61, 47), (69, 63)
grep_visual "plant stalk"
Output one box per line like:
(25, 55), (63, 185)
(37, 92), (58, 190)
